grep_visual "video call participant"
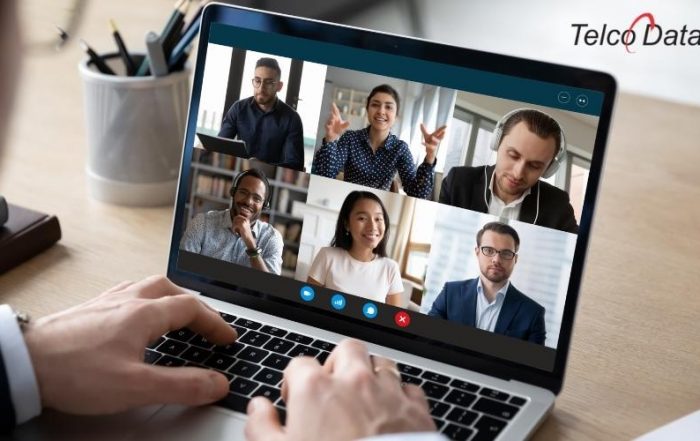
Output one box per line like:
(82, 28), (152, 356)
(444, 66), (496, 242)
(311, 84), (446, 199)
(181, 168), (283, 274)
(428, 222), (546, 345)
(0, 2), (438, 438)
(439, 108), (578, 234)
(218, 57), (305, 171)
(307, 191), (404, 306)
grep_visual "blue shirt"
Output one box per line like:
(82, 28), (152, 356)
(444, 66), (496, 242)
(311, 127), (435, 199)
(218, 97), (304, 171)
(180, 209), (283, 275)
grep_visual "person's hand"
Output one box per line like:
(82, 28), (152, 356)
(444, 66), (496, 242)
(232, 215), (255, 249)
(245, 339), (435, 441)
(324, 102), (351, 143)
(420, 123), (447, 164)
(23, 275), (237, 415)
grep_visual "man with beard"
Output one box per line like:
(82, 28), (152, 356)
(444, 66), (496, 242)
(180, 168), (283, 274)
(439, 109), (578, 234)
(218, 57), (304, 171)
(428, 222), (546, 345)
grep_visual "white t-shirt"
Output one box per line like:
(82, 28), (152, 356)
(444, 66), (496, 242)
(307, 247), (404, 303)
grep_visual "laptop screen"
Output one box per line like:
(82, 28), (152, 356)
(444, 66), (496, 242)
(169, 4), (615, 382)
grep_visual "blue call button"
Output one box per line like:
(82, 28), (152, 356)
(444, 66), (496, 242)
(330, 293), (347, 310)
(300, 285), (315, 302)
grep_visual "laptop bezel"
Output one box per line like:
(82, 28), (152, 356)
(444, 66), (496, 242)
(167, 3), (616, 395)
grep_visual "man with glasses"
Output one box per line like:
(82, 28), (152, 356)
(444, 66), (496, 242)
(428, 222), (546, 344)
(218, 57), (305, 171)
(180, 168), (283, 274)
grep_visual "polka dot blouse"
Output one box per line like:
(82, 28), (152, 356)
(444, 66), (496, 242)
(311, 127), (435, 199)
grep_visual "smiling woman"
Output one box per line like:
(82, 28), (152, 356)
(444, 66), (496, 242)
(311, 84), (446, 199)
(306, 190), (404, 306)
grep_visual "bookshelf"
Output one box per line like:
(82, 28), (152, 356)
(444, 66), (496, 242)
(186, 149), (309, 277)
(333, 87), (369, 130)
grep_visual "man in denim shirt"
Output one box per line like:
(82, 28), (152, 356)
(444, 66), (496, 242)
(180, 168), (283, 274)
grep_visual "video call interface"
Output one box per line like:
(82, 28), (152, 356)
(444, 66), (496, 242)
(176, 22), (603, 371)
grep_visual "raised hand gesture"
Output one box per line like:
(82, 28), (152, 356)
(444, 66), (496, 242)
(324, 102), (351, 142)
(420, 123), (447, 164)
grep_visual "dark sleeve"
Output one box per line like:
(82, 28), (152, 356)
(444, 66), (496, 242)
(396, 142), (434, 199)
(0, 345), (17, 435)
(559, 198), (579, 234)
(439, 167), (456, 204)
(427, 284), (449, 319)
(527, 305), (547, 345)
(311, 132), (350, 178)
(217, 103), (239, 139)
(280, 112), (305, 171)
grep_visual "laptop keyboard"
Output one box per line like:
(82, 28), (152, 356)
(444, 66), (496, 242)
(145, 311), (528, 441)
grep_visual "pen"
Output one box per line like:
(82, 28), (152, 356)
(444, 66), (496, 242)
(109, 19), (136, 76)
(135, 0), (189, 76)
(161, 0), (191, 59)
(79, 39), (115, 75)
(181, 0), (206, 39)
(146, 32), (169, 77)
(167, 14), (200, 69)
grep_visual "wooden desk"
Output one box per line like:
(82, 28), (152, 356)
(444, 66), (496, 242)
(1, 2), (700, 440)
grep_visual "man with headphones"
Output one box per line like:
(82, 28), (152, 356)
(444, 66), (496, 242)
(180, 168), (284, 274)
(439, 108), (578, 234)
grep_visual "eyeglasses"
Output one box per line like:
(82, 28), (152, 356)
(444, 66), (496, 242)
(479, 246), (517, 260)
(252, 78), (277, 89)
(235, 188), (264, 205)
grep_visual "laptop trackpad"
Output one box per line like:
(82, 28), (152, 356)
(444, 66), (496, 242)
(129, 404), (247, 441)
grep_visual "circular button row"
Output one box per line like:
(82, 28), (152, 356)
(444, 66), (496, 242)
(299, 286), (410, 328)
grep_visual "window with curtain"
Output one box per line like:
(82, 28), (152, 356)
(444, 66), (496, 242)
(402, 205), (438, 284)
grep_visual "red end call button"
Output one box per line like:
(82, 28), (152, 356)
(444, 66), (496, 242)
(394, 311), (411, 328)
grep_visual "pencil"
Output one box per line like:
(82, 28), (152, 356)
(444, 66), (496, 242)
(109, 19), (136, 76)
(80, 39), (115, 75)
(167, 13), (200, 68)
(181, 0), (206, 40)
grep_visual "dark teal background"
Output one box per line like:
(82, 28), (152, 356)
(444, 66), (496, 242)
(210, 23), (604, 116)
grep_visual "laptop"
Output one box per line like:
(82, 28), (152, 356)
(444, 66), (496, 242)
(197, 132), (250, 158)
(18, 3), (615, 440)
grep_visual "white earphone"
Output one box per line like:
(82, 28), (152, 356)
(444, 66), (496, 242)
(489, 108), (567, 179)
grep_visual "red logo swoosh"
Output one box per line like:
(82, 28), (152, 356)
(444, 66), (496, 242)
(625, 12), (655, 53)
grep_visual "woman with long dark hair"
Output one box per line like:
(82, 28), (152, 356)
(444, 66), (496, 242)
(307, 191), (403, 306)
(312, 84), (446, 199)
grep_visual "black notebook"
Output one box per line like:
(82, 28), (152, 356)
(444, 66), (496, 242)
(0, 203), (62, 273)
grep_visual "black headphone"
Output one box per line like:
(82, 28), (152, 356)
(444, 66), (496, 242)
(229, 168), (272, 210)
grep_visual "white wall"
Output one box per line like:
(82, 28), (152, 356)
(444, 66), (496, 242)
(349, 0), (700, 107)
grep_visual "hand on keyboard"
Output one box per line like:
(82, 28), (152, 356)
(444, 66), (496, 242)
(245, 339), (435, 441)
(23, 275), (237, 414)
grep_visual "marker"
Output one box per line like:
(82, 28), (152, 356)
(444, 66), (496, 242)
(146, 32), (169, 77)
(109, 19), (136, 76)
(79, 39), (115, 75)
(136, 0), (189, 75)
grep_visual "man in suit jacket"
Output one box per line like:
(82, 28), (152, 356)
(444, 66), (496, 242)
(428, 222), (546, 345)
(439, 109), (578, 234)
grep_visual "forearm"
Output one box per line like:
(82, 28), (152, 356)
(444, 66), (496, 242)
(403, 162), (435, 199)
(311, 139), (344, 178)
